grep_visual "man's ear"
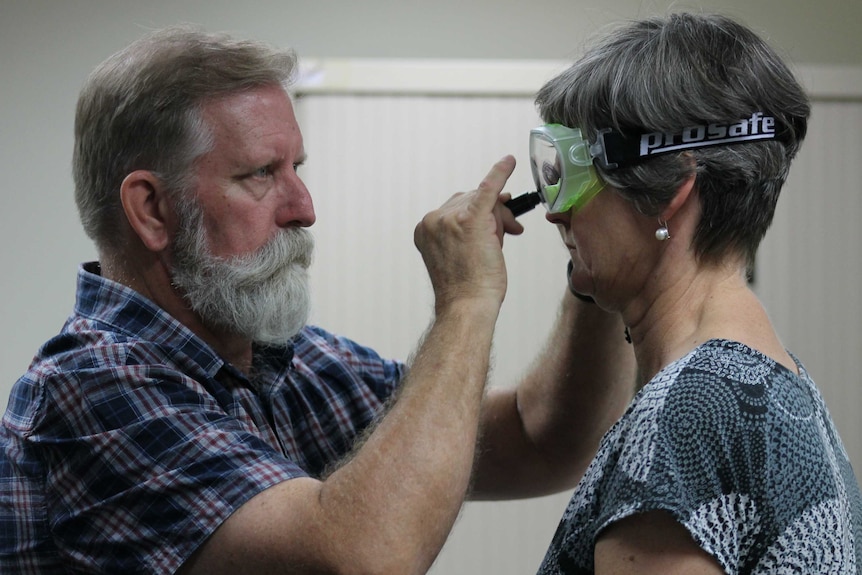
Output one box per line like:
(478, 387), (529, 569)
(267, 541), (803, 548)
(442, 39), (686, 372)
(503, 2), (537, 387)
(659, 172), (697, 222)
(120, 170), (173, 252)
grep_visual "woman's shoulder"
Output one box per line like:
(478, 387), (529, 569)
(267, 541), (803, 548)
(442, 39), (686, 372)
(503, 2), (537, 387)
(667, 339), (781, 383)
(646, 338), (795, 408)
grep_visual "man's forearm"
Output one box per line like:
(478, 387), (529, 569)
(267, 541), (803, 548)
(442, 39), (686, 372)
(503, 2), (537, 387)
(316, 300), (500, 572)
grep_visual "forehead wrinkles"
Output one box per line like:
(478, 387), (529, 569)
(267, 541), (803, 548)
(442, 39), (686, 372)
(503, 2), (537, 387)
(200, 87), (300, 165)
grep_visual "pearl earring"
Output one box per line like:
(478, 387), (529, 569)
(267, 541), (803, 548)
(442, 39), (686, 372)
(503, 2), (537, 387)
(655, 220), (670, 241)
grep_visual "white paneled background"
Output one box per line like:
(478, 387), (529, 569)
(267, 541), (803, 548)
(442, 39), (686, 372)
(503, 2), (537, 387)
(295, 61), (862, 573)
(757, 100), (862, 462)
(298, 91), (573, 572)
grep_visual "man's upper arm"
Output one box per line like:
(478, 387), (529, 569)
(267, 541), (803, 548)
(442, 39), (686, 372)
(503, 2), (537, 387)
(177, 477), (332, 575)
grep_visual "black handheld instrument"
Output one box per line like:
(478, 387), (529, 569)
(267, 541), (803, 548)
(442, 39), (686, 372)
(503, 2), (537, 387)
(504, 191), (541, 217)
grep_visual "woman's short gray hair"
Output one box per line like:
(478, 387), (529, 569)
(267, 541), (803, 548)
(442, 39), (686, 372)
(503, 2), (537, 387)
(535, 12), (810, 269)
(73, 25), (298, 250)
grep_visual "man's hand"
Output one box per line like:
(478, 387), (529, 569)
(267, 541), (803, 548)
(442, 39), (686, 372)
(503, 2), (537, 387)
(413, 155), (523, 313)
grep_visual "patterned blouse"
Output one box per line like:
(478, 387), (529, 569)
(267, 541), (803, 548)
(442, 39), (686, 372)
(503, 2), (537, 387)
(538, 339), (862, 575)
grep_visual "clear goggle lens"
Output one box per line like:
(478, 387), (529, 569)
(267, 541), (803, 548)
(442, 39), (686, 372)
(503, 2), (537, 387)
(529, 124), (605, 214)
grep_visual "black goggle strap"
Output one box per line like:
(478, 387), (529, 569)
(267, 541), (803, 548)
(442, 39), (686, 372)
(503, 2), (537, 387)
(592, 113), (796, 170)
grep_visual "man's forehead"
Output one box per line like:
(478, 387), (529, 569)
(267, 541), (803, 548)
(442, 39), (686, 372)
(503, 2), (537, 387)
(202, 85), (295, 126)
(200, 85), (303, 157)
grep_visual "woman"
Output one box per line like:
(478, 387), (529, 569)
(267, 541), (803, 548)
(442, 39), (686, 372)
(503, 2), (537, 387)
(530, 13), (862, 575)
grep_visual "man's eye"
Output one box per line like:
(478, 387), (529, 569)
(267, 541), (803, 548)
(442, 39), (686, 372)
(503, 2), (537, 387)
(252, 166), (272, 178)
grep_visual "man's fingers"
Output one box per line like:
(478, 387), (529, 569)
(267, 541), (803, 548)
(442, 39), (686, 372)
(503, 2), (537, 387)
(475, 155), (516, 210)
(496, 200), (525, 238)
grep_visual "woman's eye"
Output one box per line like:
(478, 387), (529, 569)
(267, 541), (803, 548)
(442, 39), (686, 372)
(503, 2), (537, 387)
(542, 162), (561, 185)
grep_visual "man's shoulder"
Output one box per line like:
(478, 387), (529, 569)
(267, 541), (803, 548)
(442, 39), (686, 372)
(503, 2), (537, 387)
(32, 315), (189, 371)
(292, 325), (379, 360)
(15, 315), (218, 418)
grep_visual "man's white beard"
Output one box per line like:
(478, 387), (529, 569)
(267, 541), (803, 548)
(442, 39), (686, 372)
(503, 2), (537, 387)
(170, 202), (314, 346)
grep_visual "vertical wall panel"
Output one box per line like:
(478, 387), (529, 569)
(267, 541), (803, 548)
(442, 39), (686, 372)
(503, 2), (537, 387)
(756, 101), (862, 467)
(295, 87), (862, 573)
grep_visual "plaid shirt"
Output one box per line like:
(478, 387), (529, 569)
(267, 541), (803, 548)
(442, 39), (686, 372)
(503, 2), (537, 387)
(0, 262), (404, 574)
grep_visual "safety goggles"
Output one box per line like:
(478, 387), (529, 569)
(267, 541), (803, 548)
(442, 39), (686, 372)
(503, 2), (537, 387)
(512, 113), (789, 216)
(529, 124), (605, 214)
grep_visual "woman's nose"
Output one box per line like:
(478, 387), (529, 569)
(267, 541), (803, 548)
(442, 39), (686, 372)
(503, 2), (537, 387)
(545, 209), (570, 227)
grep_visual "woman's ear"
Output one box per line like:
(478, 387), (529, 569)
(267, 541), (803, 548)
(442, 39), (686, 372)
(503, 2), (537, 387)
(120, 170), (173, 252)
(659, 172), (697, 222)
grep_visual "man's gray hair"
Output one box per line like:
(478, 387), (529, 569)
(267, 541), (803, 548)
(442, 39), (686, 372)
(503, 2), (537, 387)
(73, 25), (298, 250)
(536, 12), (810, 269)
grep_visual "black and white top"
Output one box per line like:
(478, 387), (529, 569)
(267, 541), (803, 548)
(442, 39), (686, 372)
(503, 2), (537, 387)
(537, 339), (862, 575)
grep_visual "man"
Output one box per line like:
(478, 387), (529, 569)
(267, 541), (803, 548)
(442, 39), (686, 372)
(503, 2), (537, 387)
(0, 26), (634, 574)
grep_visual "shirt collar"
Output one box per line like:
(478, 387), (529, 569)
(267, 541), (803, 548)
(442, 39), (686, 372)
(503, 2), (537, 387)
(75, 262), (235, 378)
